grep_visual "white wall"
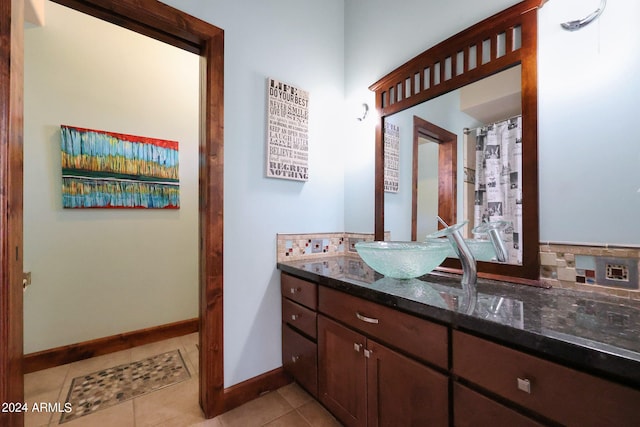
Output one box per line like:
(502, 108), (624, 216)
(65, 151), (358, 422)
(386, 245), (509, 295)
(345, 0), (640, 246)
(537, 0), (640, 245)
(23, 2), (200, 353)
(159, 0), (346, 387)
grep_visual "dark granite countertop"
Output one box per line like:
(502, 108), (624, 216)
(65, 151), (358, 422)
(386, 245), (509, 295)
(277, 256), (640, 389)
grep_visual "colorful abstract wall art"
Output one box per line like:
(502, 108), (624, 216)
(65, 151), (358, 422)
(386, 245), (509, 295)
(61, 125), (180, 209)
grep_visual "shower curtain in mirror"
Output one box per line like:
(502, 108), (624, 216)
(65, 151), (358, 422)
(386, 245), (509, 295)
(473, 116), (523, 264)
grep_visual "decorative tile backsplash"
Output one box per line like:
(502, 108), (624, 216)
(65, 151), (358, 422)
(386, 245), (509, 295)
(278, 233), (640, 301)
(540, 243), (640, 299)
(276, 232), (390, 262)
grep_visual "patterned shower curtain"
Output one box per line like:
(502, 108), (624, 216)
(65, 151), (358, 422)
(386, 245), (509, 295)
(473, 116), (523, 264)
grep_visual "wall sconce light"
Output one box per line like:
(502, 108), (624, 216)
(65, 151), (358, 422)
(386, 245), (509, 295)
(355, 103), (369, 121)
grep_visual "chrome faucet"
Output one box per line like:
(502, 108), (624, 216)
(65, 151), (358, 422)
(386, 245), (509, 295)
(473, 220), (510, 263)
(444, 225), (477, 288)
(488, 227), (509, 262)
(437, 218), (478, 314)
(433, 218), (510, 314)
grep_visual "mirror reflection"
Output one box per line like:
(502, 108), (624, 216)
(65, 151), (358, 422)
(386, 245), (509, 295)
(416, 137), (439, 238)
(384, 66), (523, 265)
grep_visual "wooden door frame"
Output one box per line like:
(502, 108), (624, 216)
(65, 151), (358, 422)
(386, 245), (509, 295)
(411, 116), (457, 241)
(0, 0), (225, 422)
(0, 1), (25, 425)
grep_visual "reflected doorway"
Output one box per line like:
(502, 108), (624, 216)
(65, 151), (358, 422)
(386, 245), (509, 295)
(411, 116), (457, 241)
(416, 135), (439, 239)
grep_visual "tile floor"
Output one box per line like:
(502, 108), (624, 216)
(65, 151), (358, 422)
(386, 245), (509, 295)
(24, 333), (342, 427)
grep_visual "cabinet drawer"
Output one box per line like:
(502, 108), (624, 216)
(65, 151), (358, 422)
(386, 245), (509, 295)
(453, 383), (544, 427)
(282, 297), (317, 339)
(319, 286), (448, 369)
(453, 331), (640, 427)
(281, 273), (317, 310)
(282, 324), (318, 397)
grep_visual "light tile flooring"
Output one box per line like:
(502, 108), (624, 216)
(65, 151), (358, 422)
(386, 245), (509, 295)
(24, 333), (341, 427)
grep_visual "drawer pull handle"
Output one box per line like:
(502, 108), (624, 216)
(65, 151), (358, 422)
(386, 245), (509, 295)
(290, 287), (301, 294)
(291, 355), (300, 363)
(356, 312), (379, 324)
(517, 377), (531, 394)
(354, 343), (363, 352)
(291, 314), (299, 321)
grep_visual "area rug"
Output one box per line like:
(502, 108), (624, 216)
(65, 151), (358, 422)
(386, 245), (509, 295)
(60, 349), (190, 423)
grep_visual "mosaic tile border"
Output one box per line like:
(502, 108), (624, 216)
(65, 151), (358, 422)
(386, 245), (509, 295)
(540, 243), (640, 300)
(279, 235), (640, 300)
(60, 349), (190, 423)
(276, 232), (391, 262)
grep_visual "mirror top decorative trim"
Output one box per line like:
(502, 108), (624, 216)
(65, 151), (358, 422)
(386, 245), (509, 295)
(370, 0), (544, 284)
(369, 0), (543, 116)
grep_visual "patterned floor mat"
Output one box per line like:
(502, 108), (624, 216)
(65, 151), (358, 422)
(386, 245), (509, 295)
(60, 349), (190, 423)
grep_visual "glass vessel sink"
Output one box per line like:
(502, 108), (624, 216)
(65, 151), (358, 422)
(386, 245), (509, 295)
(426, 238), (497, 262)
(355, 240), (451, 279)
(462, 239), (497, 262)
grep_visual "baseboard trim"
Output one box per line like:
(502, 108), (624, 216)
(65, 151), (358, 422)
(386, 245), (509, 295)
(23, 318), (199, 373)
(223, 368), (292, 412)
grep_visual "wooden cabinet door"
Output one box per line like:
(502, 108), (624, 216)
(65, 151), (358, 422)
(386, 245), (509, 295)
(282, 324), (318, 397)
(318, 315), (367, 427)
(367, 340), (449, 427)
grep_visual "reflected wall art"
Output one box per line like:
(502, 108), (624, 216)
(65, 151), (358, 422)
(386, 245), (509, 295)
(61, 125), (180, 209)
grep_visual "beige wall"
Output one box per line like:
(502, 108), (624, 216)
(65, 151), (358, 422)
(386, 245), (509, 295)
(23, 1), (200, 353)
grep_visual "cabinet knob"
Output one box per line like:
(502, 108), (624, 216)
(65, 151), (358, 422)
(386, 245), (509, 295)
(354, 343), (363, 352)
(291, 314), (299, 321)
(356, 312), (379, 324)
(291, 355), (300, 363)
(290, 287), (301, 294)
(364, 349), (373, 358)
(517, 377), (531, 394)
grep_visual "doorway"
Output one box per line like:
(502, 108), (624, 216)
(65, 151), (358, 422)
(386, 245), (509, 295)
(0, 0), (224, 423)
(411, 116), (457, 240)
(23, 1), (200, 360)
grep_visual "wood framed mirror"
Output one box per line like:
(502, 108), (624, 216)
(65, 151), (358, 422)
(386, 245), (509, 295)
(370, 0), (543, 283)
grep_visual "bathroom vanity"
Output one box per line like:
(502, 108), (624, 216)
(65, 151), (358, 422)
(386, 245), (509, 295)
(278, 257), (640, 427)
